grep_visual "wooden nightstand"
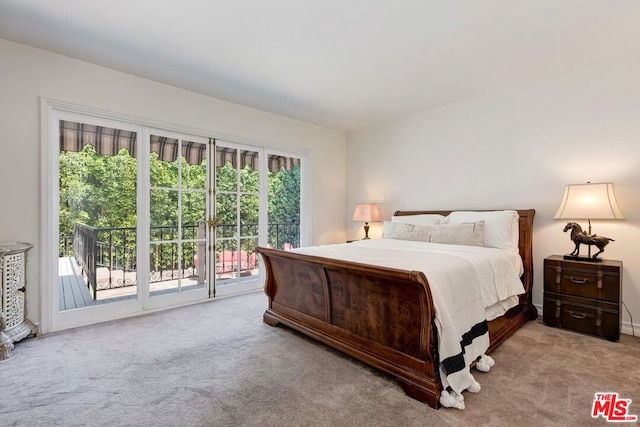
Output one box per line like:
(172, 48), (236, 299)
(543, 255), (622, 341)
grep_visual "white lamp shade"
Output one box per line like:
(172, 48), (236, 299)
(554, 182), (624, 220)
(352, 203), (382, 222)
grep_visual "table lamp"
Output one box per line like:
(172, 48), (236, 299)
(554, 182), (624, 261)
(352, 203), (382, 239)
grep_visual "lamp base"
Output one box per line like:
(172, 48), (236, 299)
(563, 254), (603, 263)
(363, 222), (370, 239)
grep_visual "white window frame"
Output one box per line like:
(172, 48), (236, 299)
(40, 98), (310, 334)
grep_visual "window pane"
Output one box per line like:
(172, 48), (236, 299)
(150, 189), (179, 241)
(150, 242), (179, 283)
(181, 191), (206, 239)
(150, 135), (179, 188)
(240, 194), (258, 237)
(240, 150), (260, 193)
(268, 157), (301, 250)
(58, 120), (138, 308)
(216, 147), (237, 192)
(181, 140), (207, 191)
(216, 193), (237, 238)
(239, 237), (259, 279)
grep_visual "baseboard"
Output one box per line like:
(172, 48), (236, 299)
(533, 303), (543, 316)
(621, 321), (640, 337)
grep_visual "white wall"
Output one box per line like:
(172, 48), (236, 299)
(347, 54), (640, 333)
(0, 39), (347, 327)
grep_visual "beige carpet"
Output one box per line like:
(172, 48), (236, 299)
(1, 292), (638, 426)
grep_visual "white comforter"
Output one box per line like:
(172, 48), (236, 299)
(293, 238), (525, 395)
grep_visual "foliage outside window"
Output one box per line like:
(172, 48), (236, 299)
(59, 145), (301, 257)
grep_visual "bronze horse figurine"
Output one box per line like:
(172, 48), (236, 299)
(563, 222), (614, 259)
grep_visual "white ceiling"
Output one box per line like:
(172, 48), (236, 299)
(1, 0), (640, 131)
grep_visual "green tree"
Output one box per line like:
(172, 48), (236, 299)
(59, 145), (137, 235)
(268, 163), (300, 248)
(59, 148), (301, 257)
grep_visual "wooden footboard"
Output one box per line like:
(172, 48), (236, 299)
(258, 209), (536, 408)
(259, 247), (442, 406)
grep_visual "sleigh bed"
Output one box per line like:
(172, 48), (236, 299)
(257, 209), (536, 408)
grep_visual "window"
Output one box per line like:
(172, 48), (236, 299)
(42, 101), (308, 332)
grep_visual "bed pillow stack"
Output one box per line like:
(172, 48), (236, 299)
(386, 210), (519, 251)
(443, 210), (519, 252)
(384, 220), (484, 246)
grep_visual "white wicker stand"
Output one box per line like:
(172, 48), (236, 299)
(0, 242), (37, 360)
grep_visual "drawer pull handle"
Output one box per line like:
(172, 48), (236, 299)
(568, 276), (588, 284)
(568, 311), (587, 320)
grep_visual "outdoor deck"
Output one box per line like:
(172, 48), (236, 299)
(58, 257), (208, 311)
(59, 257), (134, 310)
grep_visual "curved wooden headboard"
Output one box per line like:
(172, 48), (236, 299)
(393, 209), (536, 305)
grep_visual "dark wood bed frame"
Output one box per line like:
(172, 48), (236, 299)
(257, 209), (536, 408)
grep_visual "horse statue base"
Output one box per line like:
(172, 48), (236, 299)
(562, 222), (614, 262)
(562, 254), (603, 263)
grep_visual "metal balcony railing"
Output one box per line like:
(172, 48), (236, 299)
(63, 221), (299, 299)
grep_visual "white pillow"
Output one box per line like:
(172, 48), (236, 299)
(444, 210), (519, 252)
(391, 214), (445, 225)
(383, 221), (484, 246)
(419, 222), (484, 246)
(382, 221), (414, 240)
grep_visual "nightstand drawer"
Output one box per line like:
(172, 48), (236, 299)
(544, 257), (620, 303)
(543, 296), (620, 341)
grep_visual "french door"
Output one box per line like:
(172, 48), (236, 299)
(52, 112), (144, 330)
(44, 103), (305, 333)
(145, 129), (212, 309)
(213, 141), (263, 297)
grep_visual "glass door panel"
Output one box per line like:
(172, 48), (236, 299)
(57, 119), (139, 310)
(239, 237), (259, 279)
(214, 144), (262, 296)
(267, 154), (301, 250)
(149, 134), (209, 300)
(49, 110), (307, 335)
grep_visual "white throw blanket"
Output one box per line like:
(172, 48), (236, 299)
(293, 239), (525, 407)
